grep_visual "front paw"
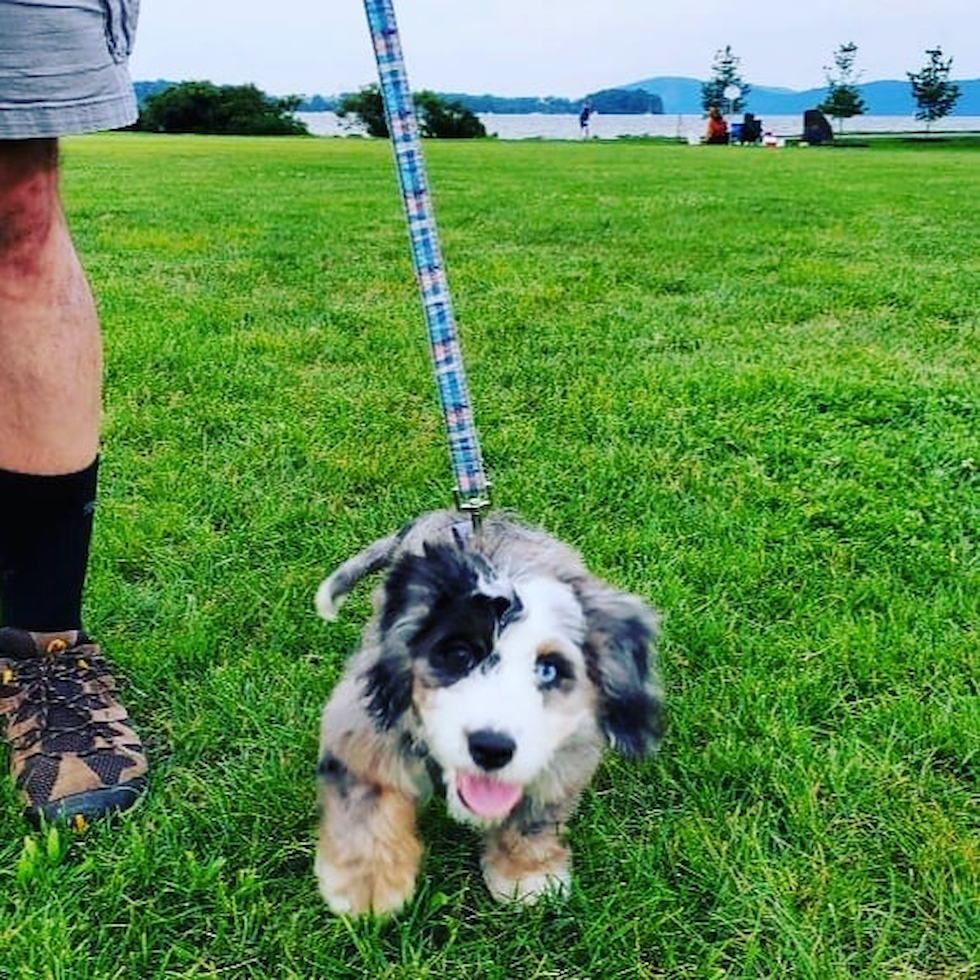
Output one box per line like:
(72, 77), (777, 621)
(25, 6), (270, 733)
(481, 826), (572, 905)
(315, 843), (420, 917)
(315, 782), (423, 917)
(482, 859), (571, 905)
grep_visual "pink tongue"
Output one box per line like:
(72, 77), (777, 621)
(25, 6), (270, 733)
(457, 773), (522, 818)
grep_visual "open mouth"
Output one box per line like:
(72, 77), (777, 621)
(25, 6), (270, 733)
(456, 772), (523, 820)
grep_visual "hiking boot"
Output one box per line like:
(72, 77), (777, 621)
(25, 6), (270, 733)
(0, 628), (147, 828)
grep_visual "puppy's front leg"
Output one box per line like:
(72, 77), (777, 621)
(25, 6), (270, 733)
(481, 810), (572, 904)
(315, 752), (422, 916)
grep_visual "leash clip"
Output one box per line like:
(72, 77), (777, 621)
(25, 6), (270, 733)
(454, 484), (492, 531)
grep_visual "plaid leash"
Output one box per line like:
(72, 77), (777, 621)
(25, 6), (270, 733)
(363, 0), (491, 522)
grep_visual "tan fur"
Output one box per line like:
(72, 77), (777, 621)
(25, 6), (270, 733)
(318, 672), (427, 798)
(316, 782), (423, 916)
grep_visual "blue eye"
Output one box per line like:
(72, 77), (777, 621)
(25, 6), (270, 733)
(535, 654), (571, 689)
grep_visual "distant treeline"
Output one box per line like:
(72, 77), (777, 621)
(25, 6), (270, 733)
(435, 88), (664, 115)
(136, 78), (980, 118)
(136, 82), (663, 116)
(295, 87), (663, 115)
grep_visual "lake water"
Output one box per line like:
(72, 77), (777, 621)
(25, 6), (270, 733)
(299, 111), (980, 142)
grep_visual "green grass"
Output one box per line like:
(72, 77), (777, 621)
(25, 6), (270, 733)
(1, 134), (976, 978)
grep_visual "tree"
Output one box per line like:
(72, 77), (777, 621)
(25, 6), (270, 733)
(586, 88), (664, 114)
(819, 42), (867, 136)
(414, 91), (487, 138)
(701, 45), (749, 115)
(136, 81), (308, 135)
(336, 85), (388, 137)
(907, 47), (961, 133)
(336, 84), (486, 139)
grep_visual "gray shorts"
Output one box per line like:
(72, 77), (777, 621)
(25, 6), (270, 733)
(0, 0), (140, 139)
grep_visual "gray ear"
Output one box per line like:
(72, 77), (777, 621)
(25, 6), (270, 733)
(578, 585), (664, 757)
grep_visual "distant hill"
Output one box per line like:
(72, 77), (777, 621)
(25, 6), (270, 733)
(136, 77), (980, 118)
(134, 79), (174, 104)
(623, 75), (980, 116)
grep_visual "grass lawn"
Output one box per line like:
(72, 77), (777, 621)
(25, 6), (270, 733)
(0, 134), (976, 978)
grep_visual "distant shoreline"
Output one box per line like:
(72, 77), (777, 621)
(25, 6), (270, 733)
(299, 111), (980, 141)
(135, 77), (980, 118)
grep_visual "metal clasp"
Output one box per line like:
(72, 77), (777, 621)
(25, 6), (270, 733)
(454, 484), (492, 530)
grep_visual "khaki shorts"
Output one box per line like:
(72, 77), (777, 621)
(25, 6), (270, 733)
(0, 0), (140, 139)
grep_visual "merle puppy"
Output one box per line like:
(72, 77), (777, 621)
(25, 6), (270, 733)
(313, 510), (663, 916)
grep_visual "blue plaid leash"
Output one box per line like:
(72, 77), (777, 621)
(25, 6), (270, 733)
(363, 0), (491, 526)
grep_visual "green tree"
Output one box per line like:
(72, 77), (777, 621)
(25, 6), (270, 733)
(819, 42), (867, 136)
(587, 88), (663, 114)
(336, 85), (388, 137)
(907, 47), (961, 133)
(136, 81), (308, 135)
(336, 84), (486, 139)
(414, 91), (487, 138)
(701, 45), (749, 115)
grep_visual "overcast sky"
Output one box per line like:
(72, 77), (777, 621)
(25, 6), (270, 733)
(128, 0), (979, 99)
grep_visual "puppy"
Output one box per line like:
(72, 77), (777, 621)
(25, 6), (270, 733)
(313, 510), (663, 916)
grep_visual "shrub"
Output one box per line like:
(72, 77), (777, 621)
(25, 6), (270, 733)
(136, 81), (309, 136)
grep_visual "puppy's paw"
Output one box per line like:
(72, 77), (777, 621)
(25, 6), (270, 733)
(482, 858), (571, 905)
(314, 787), (423, 918)
(481, 828), (572, 905)
(315, 848), (419, 918)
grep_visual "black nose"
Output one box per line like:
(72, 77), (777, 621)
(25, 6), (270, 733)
(468, 729), (516, 771)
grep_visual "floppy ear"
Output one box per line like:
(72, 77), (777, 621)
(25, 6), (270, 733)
(579, 585), (664, 757)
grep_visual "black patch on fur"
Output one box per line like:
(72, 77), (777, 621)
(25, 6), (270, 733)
(380, 541), (520, 687)
(398, 730), (428, 761)
(420, 590), (501, 684)
(381, 542), (479, 633)
(499, 591), (524, 628)
(600, 688), (665, 758)
(317, 751), (357, 798)
(362, 655), (414, 730)
(317, 751), (348, 781)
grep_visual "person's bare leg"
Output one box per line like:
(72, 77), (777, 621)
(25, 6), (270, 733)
(0, 138), (101, 475)
(0, 138), (146, 826)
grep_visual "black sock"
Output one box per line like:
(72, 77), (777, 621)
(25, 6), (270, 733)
(0, 459), (98, 632)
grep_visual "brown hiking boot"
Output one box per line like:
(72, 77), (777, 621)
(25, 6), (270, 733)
(0, 628), (147, 828)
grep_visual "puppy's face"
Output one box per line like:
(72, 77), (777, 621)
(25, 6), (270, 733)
(415, 573), (598, 826)
(363, 541), (659, 827)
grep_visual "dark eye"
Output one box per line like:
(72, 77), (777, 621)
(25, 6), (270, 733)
(535, 653), (572, 690)
(431, 642), (478, 679)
